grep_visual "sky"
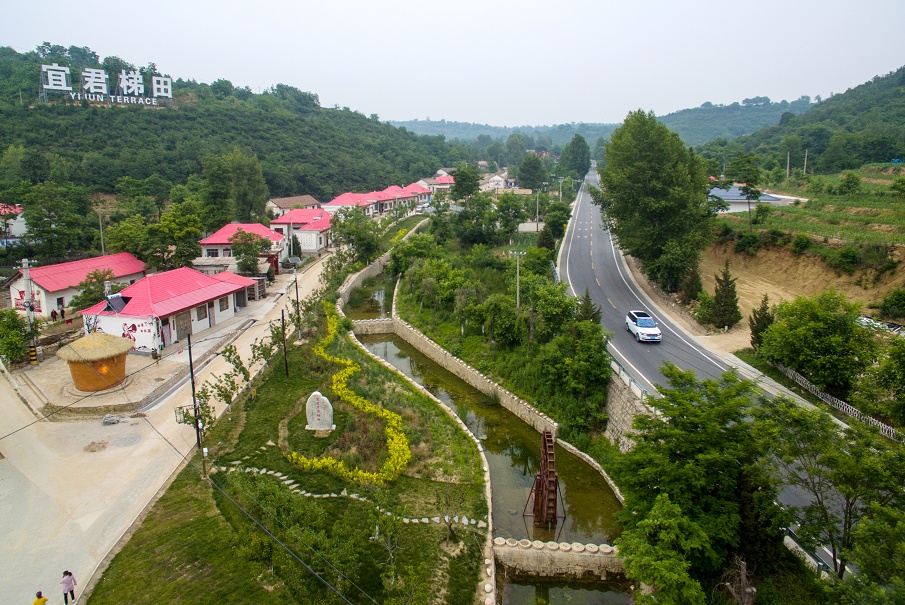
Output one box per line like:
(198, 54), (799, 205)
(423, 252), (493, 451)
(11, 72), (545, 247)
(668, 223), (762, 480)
(2, 0), (904, 127)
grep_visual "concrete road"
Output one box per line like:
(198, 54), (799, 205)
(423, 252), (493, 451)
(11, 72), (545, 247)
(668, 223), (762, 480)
(0, 258), (328, 604)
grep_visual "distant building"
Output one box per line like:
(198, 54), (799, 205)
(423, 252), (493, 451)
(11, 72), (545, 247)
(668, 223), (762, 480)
(9, 252), (146, 317)
(417, 175), (455, 194)
(265, 194), (320, 218)
(709, 186), (782, 214)
(0, 203), (26, 246)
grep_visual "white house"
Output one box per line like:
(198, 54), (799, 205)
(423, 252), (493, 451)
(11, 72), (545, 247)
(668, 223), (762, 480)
(9, 252), (146, 318)
(0, 203), (26, 246)
(79, 267), (256, 354)
(269, 208), (332, 254)
(197, 223), (288, 274)
(321, 192), (379, 217)
(709, 185), (783, 214)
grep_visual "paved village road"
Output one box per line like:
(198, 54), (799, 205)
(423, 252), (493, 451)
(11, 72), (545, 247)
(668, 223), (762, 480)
(0, 258), (328, 605)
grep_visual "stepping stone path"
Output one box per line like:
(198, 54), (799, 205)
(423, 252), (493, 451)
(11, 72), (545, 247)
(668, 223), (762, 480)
(234, 465), (489, 529)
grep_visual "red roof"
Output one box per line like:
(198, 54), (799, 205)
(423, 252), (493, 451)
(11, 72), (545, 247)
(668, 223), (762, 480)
(325, 192), (376, 207)
(79, 267), (254, 318)
(435, 175), (455, 185)
(23, 252), (146, 293)
(403, 182), (431, 195)
(199, 223), (285, 246)
(270, 208), (332, 231)
(0, 203), (23, 216)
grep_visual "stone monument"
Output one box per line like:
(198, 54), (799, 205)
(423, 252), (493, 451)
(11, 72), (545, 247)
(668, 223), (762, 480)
(305, 391), (335, 436)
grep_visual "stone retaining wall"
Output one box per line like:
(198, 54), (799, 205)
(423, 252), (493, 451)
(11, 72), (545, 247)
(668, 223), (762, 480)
(604, 362), (653, 452)
(350, 318), (395, 336)
(492, 537), (625, 581)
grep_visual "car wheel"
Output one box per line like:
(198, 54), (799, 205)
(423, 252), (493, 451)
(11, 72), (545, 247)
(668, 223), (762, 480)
(635, 332), (641, 342)
(625, 322), (630, 332)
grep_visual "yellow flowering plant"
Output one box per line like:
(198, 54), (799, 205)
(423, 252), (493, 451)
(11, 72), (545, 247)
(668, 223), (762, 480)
(287, 301), (411, 485)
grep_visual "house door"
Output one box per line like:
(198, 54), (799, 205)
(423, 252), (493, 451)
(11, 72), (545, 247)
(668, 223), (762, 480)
(161, 319), (172, 347)
(174, 311), (192, 341)
(207, 301), (215, 328)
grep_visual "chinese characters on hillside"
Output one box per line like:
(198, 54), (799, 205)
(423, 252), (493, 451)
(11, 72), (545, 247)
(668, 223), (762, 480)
(40, 63), (172, 106)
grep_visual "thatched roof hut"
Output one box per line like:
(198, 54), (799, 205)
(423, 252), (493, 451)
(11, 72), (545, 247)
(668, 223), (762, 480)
(57, 332), (135, 391)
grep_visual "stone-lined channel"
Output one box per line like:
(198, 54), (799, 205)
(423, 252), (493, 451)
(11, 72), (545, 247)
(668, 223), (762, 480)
(358, 333), (630, 604)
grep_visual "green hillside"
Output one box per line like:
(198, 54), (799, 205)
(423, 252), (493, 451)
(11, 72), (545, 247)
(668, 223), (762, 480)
(697, 66), (905, 174)
(0, 44), (462, 199)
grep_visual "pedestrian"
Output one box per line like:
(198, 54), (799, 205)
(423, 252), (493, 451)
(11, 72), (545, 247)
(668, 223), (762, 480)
(59, 570), (77, 604)
(50, 309), (58, 322)
(33, 591), (48, 605)
(59, 307), (65, 321)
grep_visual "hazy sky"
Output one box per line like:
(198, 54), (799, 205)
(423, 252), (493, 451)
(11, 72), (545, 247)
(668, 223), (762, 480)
(3, 0), (904, 126)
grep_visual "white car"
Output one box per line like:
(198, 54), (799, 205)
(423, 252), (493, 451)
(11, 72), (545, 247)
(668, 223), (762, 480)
(625, 310), (662, 343)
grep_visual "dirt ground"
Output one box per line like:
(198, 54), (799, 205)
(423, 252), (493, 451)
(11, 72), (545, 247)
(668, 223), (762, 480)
(630, 243), (905, 357)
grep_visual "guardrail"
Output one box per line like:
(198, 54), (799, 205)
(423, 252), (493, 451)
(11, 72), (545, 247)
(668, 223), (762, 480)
(610, 356), (649, 399)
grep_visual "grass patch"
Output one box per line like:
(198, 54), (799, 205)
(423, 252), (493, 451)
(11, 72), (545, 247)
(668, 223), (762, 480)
(88, 463), (293, 605)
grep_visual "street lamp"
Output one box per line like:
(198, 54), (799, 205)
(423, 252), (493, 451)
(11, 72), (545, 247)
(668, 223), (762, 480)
(508, 250), (526, 309)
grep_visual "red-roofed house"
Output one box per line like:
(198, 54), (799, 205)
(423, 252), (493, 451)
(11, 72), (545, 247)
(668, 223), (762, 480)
(417, 175), (455, 194)
(79, 267), (257, 353)
(198, 223), (288, 273)
(269, 208), (332, 254)
(321, 192), (379, 217)
(9, 252), (147, 318)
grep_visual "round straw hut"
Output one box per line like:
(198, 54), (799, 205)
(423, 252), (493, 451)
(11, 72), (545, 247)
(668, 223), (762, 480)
(56, 332), (135, 392)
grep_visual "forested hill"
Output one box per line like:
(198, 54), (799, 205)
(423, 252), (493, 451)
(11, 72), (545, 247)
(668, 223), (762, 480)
(389, 96), (813, 147)
(658, 96), (813, 145)
(697, 65), (905, 174)
(0, 45), (461, 198)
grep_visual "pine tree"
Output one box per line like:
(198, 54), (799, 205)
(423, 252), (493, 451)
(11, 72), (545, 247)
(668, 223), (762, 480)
(748, 293), (775, 349)
(575, 288), (601, 324)
(537, 225), (555, 250)
(710, 260), (742, 330)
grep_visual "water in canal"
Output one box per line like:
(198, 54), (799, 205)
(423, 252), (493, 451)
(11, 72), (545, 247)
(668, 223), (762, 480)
(358, 333), (630, 605)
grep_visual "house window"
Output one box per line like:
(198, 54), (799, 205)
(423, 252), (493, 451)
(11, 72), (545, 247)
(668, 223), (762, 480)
(274, 227), (283, 235)
(223, 248), (232, 257)
(219, 297), (229, 312)
(206, 249), (219, 258)
(196, 304), (207, 321)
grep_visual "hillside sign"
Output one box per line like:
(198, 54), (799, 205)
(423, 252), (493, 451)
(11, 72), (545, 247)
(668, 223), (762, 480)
(40, 63), (172, 106)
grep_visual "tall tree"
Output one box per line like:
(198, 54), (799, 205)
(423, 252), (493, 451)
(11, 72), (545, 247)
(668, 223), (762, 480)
(755, 398), (905, 579)
(560, 134), (591, 178)
(708, 260), (742, 329)
(229, 229), (270, 273)
(21, 182), (94, 258)
(68, 269), (128, 312)
(517, 153), (547, 191)
(144, 201), (203, 270)
(596, 110), (713, 292)
(450, 164), (480, 200)
(201, 155), (234, 232)
(225, 147), (269, 222)
(331, 207), (379, 265)
(611, 363), (779, 576)
(748, 294), (774, 349)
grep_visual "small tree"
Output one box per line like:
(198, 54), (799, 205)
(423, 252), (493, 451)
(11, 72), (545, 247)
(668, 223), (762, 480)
(727, 152), (762, 229)
(229, 228), (269, 274)
(708, 260), (742, 330)
(575, 288), (601, 324)
(68, 268), (127, 312)
(748, 294), (774, 349)
(450, 165), (480, 200)
(838, 171), (862, 195)
(0, 309), (30, 364)
(536, 224), (555, 250)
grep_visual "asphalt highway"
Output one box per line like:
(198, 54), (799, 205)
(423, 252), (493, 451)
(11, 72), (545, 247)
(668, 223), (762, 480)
(559, 167), (729, 395)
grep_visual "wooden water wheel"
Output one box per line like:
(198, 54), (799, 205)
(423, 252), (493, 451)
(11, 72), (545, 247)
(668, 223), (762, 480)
(530, 430), (559, 527)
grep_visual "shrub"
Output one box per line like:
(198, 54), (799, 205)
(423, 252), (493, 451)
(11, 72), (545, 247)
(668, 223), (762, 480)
(880, 289), (905, 319)
(734, 232), (760, 255)
(829, 245), (861, 273)
(792, 234), (810, 255)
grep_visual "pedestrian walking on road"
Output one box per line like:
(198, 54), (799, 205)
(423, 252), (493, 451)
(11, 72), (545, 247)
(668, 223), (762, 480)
(33, 591), (48, 605)
(59, 571), (77, 604)
(50, 309), (57, 322)
(59, 307), (66, 321)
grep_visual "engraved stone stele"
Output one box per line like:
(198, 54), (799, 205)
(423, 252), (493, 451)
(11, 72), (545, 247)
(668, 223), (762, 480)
(305, 391), (336, 435)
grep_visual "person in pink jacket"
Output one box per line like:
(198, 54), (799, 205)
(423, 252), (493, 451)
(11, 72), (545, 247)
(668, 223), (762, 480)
(59, 570), (77, 604)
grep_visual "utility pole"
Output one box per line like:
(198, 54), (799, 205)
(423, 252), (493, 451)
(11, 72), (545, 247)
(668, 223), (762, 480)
(508, 250), (526, 309)
(281, 309), (289, 378)
(293, 267), (301, 338)
(786, 151), (791, 179)
(187, 334), (206, 477)
(21, 259), (38, 364)
(803, 149), (809, 175)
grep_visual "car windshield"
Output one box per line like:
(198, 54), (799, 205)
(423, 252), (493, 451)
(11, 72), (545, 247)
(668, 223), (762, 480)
(637, 318), (656, 328)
